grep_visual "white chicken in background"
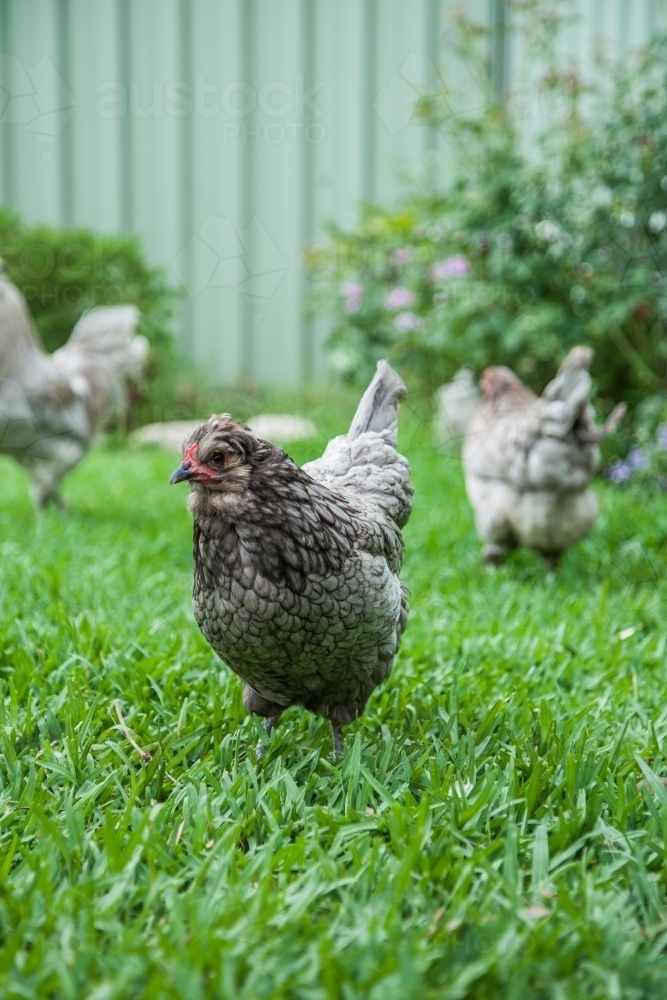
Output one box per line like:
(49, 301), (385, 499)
(434, 368), (481, 448)
(0, 266), (147, 508)
(462, 347), (626, 566)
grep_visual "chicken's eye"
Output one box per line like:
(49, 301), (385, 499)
(211, 451), (225, 465)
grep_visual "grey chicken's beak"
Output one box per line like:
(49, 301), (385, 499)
(170, 462), (195, 485)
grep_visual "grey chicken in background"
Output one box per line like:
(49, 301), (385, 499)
(463, 346), (626, 566)
(171, 361), (413, 757)
(0, 267), (146, 508)
(434, 368), (481, 449)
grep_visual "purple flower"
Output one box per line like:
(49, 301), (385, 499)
(657, 424), (667, 450)
(340, 282), (365, 315)
(390, 247), (414, 266)
(393, 311), (424, 332)
(385, 286), (415, 311)
(628, 447), (648, 469)
(605, 461), (632, 482)
(431, 255), (470, 281)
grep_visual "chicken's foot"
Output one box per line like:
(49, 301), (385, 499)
(46, 493), (68, 513)
(256, 714), (281, 758)
(483, 541), (516, 565)
(483, 551), (504, 566)
(331, 724), (344, 760)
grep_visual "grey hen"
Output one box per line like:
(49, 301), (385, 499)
(170, 361), (413, 757)
(0, 267), (146, 508)
(463, 346), (625, 565)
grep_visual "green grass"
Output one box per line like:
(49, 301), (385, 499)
(2, 397), (667, 999)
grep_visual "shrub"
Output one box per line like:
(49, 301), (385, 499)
(310, 21), (667, 415)
(0, 208), (177, 425)
(605, 395), (667, 489)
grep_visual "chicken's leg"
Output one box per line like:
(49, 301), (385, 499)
(331, 724), (344, 760)
(243, 683), (284, 758)
(24, 445), (86, 511)
(263, 715), (280, 737)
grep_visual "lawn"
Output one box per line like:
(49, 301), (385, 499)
(2, 395), (667, 999)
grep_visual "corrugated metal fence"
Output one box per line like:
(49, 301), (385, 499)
(0, 0), (663, 384)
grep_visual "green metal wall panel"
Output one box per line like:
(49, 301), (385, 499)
(188, 0), (246, 384)
(0, 0), (663, 384)
(69, 0), (122, 232)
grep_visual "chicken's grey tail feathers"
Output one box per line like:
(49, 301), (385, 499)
(57, 305), (147, 379)
(542, 344), (626, 441)
(578, 401), (627, 444)
(541, 346), (593, 413)
(556, 345), (593, 376)
(347, 360), (407, 446)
